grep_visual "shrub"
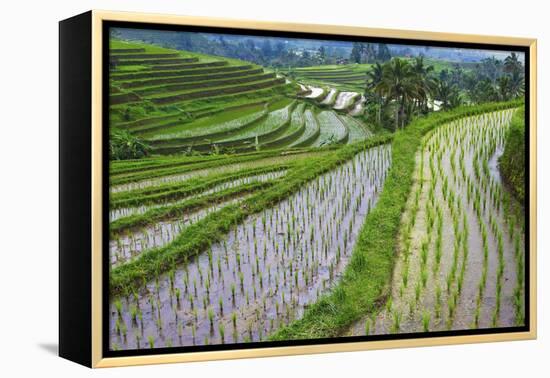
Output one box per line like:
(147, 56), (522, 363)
(109, 128), (151, 160)
(499, 107), (526, 203)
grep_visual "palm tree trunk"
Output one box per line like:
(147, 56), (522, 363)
(399, 96), (405, 129)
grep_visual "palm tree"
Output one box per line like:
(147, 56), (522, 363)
(448, 89), (463, 109)
(366, 63), (384, 124)
(411, 56), (436, 112)
(434, 79), (452, 110)
(434, 79), (462, 110)
(504, 52), (522, 75)
(475, 79), (499, 103)
(366, 62), (384, 89)
(497, 75), (512, 101)
(509, 70), (525, 98)
(375, 58), (418, 130)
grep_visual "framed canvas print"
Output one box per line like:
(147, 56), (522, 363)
(59, 10), (537, 368)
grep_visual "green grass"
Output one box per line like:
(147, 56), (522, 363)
(269, 99), (522, 341)
(110, 180), (276, 236)
(143, 103), (266, 140)
(119, 68), (264, 89)
(219, 100), (294, 142)
(110, 147), (304, 187)
(499, 107), (525, 203)
(133, 73), (276, 97)
(263, 103), (306, 148)
(110, 39), (181, 55)
(148, 77), (285, 105)
(111, 163), (290, 209)
(111, 64), (256, 81)
(110, 148), (302, 177)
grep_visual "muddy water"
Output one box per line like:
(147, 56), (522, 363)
(110, 170), (287, 222)
(333, 92), (358, 110)
(349, 96), (366, 116)
(110, 196), (251, 267)
(109, 145), (392, 350)
(320, 88), (337, 105)
(347, 109), (524, 336)
(304, 86), (323, 99)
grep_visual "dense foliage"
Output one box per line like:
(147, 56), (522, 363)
(109, 128), (151, 160)
(363, 53), (525, 131)
(350, 42), (392, 63)
(499, 107), (526, 203)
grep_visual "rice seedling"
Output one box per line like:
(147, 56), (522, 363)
(219, 324), (225, 344)
(208, 308), (215, 329)
(365, 318), (371, 336)
(386, 297), (393, 313)
(415, 282), (421, 303)
(114, 299), (123, 317)
(391, 310), (402, 334)
(421, 267), (428, 289)
(422, 311), (431, 332)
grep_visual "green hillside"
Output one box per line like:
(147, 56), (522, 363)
(110, 40), (373, 155)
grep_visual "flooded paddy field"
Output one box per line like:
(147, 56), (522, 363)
(109, 145), (391, 350)
(104, 37), (527, 355)
(110, 170), (287, 222)
(348, 109), (525, 336)
(111, 153), (318, 193)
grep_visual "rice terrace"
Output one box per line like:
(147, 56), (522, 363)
(107, 27), (527, 351)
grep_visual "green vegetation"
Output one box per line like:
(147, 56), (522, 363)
(107, 35), (526, 351)
(109, 40), (373, 156)
(271, 100), (520, 340)
(364, 55), (525, 132)
(499, 107), (526, 203)
(110, 134), (392, 295)
(110, 128), (151, 160)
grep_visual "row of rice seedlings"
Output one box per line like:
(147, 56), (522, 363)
(412, 110), (514, 332)
(109, 197), (248, 267)
(109, 145), (392, 350)
(110, 170), (287, 222)
(429, 122), (468, 330)
(111, 152), (304, 193)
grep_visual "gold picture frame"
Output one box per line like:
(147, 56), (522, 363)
(59, 9), (537, 368)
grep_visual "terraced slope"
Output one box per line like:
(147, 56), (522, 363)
(110, 41), (284, 108)
(108, 149), (325, 267)
(111, 41), (373, 155)
(292, 64), (369, 92)
(109, 40), (290, 144)
(110, 43), (377, 155)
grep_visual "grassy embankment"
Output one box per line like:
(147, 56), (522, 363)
(499, 107), (526, 204)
